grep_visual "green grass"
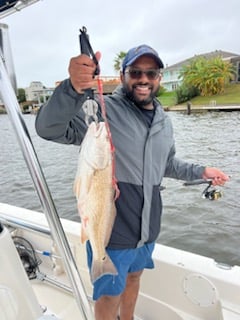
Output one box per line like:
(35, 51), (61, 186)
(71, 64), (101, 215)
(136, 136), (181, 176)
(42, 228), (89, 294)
(158, 91), (177, 106)
(158, 83), (240, 106)
(190, 83), (240, 105)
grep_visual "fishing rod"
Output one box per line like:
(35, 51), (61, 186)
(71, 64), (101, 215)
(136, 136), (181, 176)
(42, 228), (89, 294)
(183, 179), (222, 200)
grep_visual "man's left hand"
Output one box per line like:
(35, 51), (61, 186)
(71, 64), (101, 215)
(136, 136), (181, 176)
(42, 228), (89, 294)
(202, 167), (230, 186)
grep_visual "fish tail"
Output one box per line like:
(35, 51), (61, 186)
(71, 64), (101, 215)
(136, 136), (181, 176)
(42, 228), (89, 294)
(91, 254), (118, 283)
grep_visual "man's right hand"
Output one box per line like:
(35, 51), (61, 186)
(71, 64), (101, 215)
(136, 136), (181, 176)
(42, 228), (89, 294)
(68, 51), (101, 93)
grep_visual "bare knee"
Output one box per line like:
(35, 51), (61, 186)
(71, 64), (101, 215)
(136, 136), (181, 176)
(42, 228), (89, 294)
(126, 270), (143, 284)
(97, 294), (120, 306)
(95, 295), (121, 320)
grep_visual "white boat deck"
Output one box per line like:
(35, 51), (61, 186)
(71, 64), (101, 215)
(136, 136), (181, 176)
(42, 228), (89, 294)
(0, 202), (240, 320)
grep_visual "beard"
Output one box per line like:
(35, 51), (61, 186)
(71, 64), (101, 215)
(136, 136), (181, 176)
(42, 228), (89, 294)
(123, 83), (160, 108)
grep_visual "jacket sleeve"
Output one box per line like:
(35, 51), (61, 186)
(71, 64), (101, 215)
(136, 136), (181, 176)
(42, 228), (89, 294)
(164, 144), (206, 181)
(35, 79), (95, 145)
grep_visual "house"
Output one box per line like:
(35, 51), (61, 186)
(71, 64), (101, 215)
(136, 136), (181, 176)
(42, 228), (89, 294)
(161, 50), (240, 92)
(98, 76), (120, 94)
(25, 81), (55, 106)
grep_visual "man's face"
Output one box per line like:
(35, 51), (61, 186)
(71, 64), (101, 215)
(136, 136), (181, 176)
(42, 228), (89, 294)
(121, 55), (161, 109)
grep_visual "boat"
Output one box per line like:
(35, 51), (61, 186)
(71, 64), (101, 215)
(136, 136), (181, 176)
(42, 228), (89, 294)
(1, 202), (240, 320)
(0, 2), (240, 319)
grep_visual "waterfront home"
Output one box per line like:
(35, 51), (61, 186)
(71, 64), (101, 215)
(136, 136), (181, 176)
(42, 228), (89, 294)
(161, 50), (240, 92)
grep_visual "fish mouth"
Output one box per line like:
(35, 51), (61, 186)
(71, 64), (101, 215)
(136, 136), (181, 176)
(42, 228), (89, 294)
(96, 122), (105, 135)
(89, 121), (106, 138)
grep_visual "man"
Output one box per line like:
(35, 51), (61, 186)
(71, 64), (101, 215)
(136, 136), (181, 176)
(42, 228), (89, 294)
(35, 44), (229, 320)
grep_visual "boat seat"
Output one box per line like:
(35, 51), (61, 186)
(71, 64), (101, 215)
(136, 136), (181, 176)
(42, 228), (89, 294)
(0, 227), (42, 320)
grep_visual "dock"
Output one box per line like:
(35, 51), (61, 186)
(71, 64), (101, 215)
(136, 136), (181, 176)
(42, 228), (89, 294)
(164, 104), (240, 113)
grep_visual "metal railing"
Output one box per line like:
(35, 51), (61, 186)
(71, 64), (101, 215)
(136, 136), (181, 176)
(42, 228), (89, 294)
(0, 39), (94, 320)
(0, 212), (51, 236)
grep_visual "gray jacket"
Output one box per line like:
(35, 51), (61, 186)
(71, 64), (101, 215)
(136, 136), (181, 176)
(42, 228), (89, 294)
(35, 79), (205, 249)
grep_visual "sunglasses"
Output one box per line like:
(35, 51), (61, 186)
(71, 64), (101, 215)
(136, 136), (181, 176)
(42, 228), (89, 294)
(125, 68), (161, 80)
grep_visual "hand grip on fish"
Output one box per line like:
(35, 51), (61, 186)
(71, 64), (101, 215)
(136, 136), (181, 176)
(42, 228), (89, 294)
(79, 26), (99, 126)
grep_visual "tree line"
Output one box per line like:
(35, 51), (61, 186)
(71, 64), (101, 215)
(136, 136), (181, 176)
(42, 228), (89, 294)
(17, 53), (236, 106)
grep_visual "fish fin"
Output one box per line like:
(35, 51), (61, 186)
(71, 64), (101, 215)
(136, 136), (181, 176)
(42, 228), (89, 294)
(73, 171), (93, 200)
(81, 231), (88, 244)
(80, 216), (89, 244)
(81, 225), (88, 244)
(73, 178), (81, 199)
(91, 254), (118, 283)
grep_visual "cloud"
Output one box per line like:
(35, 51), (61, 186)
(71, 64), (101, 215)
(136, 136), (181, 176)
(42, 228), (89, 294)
(2, 0), (240, 88)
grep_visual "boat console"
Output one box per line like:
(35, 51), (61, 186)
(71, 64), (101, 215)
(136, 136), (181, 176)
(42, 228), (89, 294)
(0, 225), (42, 319)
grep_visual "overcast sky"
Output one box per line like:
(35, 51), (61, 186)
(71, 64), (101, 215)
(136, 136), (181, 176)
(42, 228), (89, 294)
(2, 0), (240, 88)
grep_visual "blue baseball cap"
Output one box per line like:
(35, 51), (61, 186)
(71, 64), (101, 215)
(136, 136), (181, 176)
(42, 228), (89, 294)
(122, 44), (164, 72)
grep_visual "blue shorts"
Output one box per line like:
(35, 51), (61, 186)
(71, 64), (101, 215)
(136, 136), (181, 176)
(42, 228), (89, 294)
(86, 241), (155, 300)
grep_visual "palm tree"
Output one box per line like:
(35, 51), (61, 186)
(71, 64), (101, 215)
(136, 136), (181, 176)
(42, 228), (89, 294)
(180, 56), (235, 96)
(113, 51), (126, 72)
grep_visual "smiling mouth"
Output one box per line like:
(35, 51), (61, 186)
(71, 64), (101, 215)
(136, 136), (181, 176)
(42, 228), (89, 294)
(133, 84), (152, 95)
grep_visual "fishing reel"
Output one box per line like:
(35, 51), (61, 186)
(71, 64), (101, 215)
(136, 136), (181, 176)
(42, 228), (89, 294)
(202, 182), (222, 200)
(183, 179), (222, 201)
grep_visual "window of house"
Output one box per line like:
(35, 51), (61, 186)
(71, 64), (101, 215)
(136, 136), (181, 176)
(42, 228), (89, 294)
(172, 83), (178, 90)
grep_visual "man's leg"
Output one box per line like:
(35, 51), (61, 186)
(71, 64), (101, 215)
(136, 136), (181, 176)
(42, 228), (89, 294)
(88, 243), (154, 319)
(94, 270), (143, 320)
(119, 270), (143, 320)
(94, 295), (121, 320)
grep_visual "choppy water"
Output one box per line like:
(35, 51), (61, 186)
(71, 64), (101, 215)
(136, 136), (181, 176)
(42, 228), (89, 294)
(0, 112), (239, 266)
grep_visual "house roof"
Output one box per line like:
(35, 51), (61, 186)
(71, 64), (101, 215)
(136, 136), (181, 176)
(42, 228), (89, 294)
(164, 50), (240, 71)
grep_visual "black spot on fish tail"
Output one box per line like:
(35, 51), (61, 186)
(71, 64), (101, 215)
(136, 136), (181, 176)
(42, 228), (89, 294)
(91, 253), (118, 283)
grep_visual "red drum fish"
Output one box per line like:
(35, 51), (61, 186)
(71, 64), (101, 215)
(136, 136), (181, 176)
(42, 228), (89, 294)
(73, 121), (118, 283)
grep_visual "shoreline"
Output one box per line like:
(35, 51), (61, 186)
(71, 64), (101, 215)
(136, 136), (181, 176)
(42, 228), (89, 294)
(1, 105), (240, 115)
(163, 104), (240, 113)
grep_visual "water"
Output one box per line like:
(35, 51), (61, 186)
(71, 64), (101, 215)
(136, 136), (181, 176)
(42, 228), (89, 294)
(0, 112), (239, 266)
